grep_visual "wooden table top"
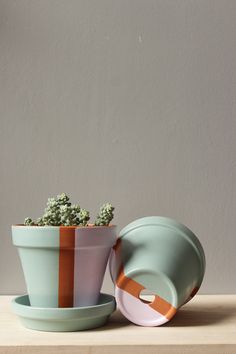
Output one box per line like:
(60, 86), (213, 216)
(1, 295), (236, 354)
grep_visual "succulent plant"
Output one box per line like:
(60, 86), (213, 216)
(24, 193), (88, 227)
(94, 203), (115, 226)
(24, 217), (35, 226)
(79, 209), (90, 226)
(24, 194), (114, 227)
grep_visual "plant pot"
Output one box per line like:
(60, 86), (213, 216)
(12, 225), (117, 308)
(110, 216), (205, 326)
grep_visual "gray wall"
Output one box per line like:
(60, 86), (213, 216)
(0, 0), (236, 295)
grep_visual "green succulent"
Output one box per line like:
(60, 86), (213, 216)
(24, 217), (35, 226)
(79, 209), (90, 226)
(24, 194), (114, 227)
(94, 203), (115, 226)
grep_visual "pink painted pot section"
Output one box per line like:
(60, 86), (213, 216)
(71, 226), (117, 307)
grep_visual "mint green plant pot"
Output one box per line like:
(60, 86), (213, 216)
(12, 225), (116, 308)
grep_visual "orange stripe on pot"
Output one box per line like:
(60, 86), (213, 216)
(112, 238), (123, 281)
(190, 286), (199, 298)
(116, 266), (145, 298)
(58, 226), (76, 307)
(113, 237), (122, 253)
(149, 295), (177, 320)
(116, 265), (176, 320)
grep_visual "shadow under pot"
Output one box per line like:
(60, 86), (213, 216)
(110, 216), (205, 326)
(12, 225), (117, 308)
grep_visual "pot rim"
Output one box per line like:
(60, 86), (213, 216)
(12, 224), (116, 229)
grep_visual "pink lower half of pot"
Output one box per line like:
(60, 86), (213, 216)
(115, 286), (173, 326)
(113, 265), (177, 327)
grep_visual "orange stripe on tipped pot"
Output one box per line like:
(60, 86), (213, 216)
(116, 266), (176, 319)
(58, 227), (76, 307)
(115, 244), (176, 320)
(116, 266), (145, 298)
(149, 295), (177, 320)
(190, 287), (199, 298)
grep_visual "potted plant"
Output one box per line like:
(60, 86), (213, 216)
(12, 193), (116, 308)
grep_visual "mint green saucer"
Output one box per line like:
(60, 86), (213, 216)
(12, 293), (116, 332)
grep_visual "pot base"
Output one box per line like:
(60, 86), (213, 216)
(11, 293), (116, 332)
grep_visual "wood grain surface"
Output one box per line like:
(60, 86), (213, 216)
(1, 295), (236, 354)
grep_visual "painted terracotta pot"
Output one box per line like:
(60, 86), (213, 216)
(12, 225), (116, 308)
(110, 216), (205, 326)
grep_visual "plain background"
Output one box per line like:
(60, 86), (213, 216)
(0, 0), (236, 295)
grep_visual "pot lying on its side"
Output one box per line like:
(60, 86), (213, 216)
(110, 216), (205, 326)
